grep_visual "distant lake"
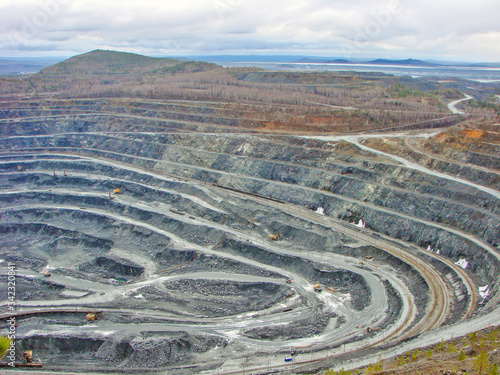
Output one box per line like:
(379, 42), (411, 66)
(218, 61), (500, 82)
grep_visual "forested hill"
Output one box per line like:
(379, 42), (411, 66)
(39, 49), (218, 75)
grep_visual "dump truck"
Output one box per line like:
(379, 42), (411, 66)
(269, 233), (280, 241)
(86, 312), (102, 321)
(313, 284), (322, 292)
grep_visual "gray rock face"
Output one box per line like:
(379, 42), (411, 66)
(0, 101), (498, 373)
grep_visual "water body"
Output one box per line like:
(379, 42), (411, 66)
(218, 61), (500, 82)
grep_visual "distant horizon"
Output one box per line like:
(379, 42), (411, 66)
(2, 50), (500, 80)
(1, 51), (500, 66)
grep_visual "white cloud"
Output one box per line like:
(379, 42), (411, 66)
(0, 0), (498, 61)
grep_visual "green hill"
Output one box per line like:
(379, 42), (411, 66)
(38, 50), (217, 75)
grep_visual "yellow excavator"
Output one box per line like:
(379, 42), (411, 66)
(23, 350), (33, 364)
(113, 188), (123, 194)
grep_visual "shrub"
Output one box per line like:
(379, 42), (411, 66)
(487, 330), (497, 342)
(424, 349), (432, 359)
(469, 332), (478, 345)
(396, 356), (405, 366)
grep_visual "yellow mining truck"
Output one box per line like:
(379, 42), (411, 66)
(86, 312), (102, 322)
(269, 233), (280, 241)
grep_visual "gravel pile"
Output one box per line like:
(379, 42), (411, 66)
(95, 333), (227, 368)
(79, 255), (145, 278)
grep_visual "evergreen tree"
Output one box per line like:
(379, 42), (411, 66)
(457, 350), (467, 361)
(489, 362), (498, 375)
(473, 350), (490, 375)
(0, 336), (12, 360)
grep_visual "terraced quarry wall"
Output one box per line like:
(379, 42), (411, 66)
(0, 97), (499, 375)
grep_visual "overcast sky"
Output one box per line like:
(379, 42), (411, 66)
(1, 0), (499, 61)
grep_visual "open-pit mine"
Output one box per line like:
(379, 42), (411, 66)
(0, 50), (499, 374)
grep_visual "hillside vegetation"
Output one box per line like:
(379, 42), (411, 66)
(0, 50), (498, 134)
(322, 325), (500, 375)
(40, 49), (181, 75)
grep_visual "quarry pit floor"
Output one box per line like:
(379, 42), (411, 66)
(0, 101), (499, 374)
